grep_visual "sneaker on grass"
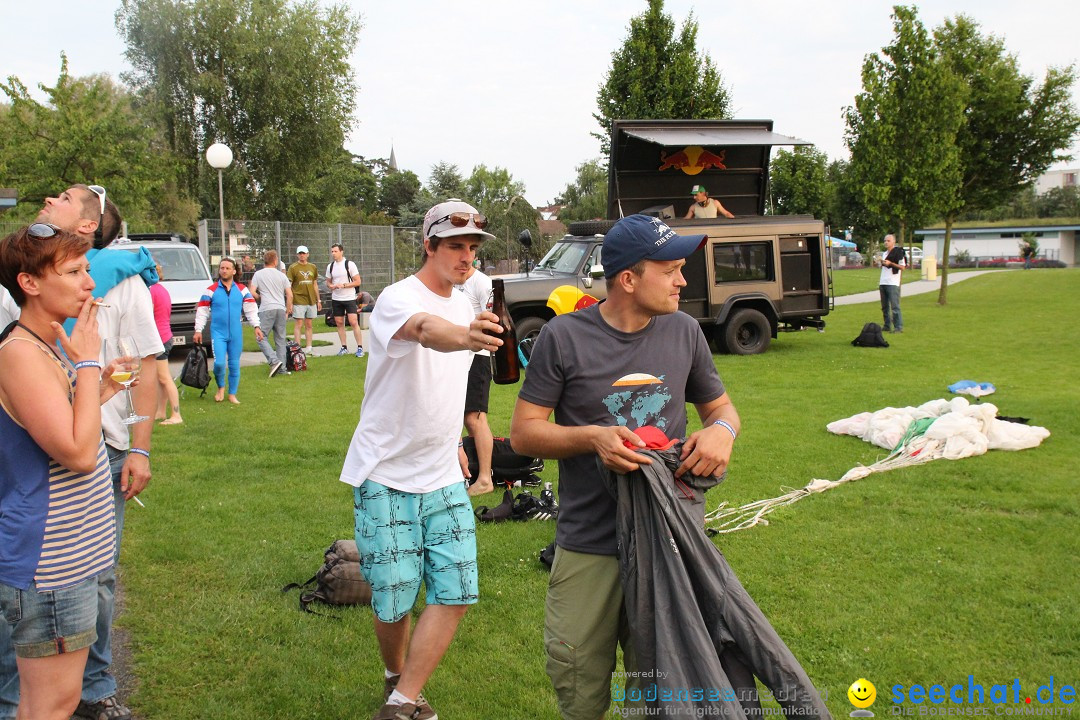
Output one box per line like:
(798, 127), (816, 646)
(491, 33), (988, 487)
(336, 346), (349, 356)
(73, 696), (132, 720)
(356, 347), (365, 358)
(269, 361), (283, 377)
(371, 696), (436, 720)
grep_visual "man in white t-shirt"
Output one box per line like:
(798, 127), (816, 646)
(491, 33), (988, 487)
(878, 233), (907, 333)
(455, 266), (496, 495)
(325, 243), (365, 357)
(339, 199), (500, 720)
(250, 249), (293, 377)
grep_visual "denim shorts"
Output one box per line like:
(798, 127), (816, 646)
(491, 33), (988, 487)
(292, 304), (317, 319)
(156, 338), (174, 361)
(354, 480), (478, 623)
(0, 576), (98, 658)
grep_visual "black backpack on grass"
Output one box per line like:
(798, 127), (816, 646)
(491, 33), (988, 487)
(179, 344), (210, 396)
(851, 322), (889, 348)
(281, 540), (372, 617)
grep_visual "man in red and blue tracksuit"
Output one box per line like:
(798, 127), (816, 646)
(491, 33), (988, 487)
(193, 257), (263, 403)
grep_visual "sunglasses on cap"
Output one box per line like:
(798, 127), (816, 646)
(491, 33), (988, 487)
(427, 212), (488, 234)
(86, 185), (107, 241)
(28, 222), (62, 239)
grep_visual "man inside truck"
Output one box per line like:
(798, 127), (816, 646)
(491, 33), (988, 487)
(685, 184), (735, 220)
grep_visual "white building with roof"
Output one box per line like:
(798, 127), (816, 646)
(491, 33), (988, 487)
(914, 224), (1078, 266)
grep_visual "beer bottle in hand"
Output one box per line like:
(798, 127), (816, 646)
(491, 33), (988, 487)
(490, 279), (519, 384)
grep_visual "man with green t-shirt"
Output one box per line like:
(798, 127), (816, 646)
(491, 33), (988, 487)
(287, 246), (322, 352)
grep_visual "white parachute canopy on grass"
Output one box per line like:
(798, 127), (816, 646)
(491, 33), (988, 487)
(705, 397), (1050, 534)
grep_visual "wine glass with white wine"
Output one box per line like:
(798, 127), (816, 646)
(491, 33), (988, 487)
(103, 336), (149, 424)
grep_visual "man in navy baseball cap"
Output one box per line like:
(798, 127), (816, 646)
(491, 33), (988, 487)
(511, 215), (740, 720)
(601, 214), (707, 278)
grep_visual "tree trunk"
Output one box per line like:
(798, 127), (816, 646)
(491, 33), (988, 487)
(937, 214), (954, 305)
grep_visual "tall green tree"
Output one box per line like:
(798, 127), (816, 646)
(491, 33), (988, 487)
(555, 159), (608, 223)
(845, 6), (965, 248)
(116, 0), (361, 222)
(0, 56), (194, 231)
(594, 0), (730, 156)
(377, 170), (422, 219)
(933, 15), (1079, 303)
(769, 147), (831, 218)
(427, 162), (467, 202)
(465, 165), (538, 265)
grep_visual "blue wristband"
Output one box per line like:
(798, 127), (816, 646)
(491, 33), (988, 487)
(74, 360), (102, 371)
(129, 447), (150, 459)
(712, 419), (737, 441)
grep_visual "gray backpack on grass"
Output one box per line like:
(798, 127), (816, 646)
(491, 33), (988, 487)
(281, 540), (372, 616)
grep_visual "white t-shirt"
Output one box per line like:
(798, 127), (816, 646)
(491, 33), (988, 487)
(98, 276), (166, 450)
(0, 287), (18, 330)
(879, 248), (907, 287)
(251, 267), (290, 311)
(326, 259), (359, 301)
(455, 269), (492, 357)
(0, 277), (162, 450)
(339, 275), (474, 493)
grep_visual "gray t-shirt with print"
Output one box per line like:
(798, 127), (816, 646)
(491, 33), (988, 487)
(518, 303), (725, 555)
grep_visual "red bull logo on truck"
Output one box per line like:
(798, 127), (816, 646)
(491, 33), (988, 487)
(658, 146), (727, 175)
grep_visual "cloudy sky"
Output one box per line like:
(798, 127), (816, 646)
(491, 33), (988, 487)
(5, 0), (1079, 206)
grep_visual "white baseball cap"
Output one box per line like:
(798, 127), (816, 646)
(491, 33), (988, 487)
(423, 199), (495, 241)
(296, 245), (309, 254)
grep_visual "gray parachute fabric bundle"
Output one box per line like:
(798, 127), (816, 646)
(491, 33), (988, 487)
(605, 447), (832, 718)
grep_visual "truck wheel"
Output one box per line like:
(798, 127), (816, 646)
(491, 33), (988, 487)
(566, 220), (617, 236)
(515, 316), (547, 362)
(720, 309), (771, 355)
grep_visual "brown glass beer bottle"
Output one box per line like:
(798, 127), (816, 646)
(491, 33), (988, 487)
(490, 278), (519, 384)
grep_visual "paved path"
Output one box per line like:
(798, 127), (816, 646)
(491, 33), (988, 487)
(168, 328), (367, 374)
(834, 269), (1004, 306)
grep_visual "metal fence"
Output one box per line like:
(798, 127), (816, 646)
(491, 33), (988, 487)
(197, 219), (410, 295)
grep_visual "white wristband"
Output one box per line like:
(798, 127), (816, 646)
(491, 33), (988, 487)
(712, 419), (737, 441)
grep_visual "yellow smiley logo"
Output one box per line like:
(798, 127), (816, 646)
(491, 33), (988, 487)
(848, 678), (877, 709)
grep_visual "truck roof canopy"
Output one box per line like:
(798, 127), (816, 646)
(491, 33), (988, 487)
(607, 119), (812, 219)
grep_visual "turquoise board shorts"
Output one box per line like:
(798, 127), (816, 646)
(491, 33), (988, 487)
(353, 479), (478, 623)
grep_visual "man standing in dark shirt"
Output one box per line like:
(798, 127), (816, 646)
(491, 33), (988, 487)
(510, 214), (740, 720)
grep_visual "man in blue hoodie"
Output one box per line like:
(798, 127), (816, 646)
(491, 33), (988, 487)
(0, 184), (162, 720)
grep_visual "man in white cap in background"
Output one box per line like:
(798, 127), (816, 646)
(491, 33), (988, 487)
(286, 245), (321, 353)
(339, 200), (502, 720)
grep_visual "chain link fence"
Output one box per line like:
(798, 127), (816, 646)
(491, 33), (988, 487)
(0, 218), (536, 291)
(197, 219), (406, 295)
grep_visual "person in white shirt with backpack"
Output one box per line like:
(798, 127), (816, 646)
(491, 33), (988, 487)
(326, 243), (365, 357)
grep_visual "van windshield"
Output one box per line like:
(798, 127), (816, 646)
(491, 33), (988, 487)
(535, 242), (590, 274)
(120, 246), (211, 282)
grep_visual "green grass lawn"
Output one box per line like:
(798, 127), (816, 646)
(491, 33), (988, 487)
(123, 269), (1079, 719)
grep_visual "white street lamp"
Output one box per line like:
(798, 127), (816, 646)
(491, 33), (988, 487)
(205, 142), (233, 258)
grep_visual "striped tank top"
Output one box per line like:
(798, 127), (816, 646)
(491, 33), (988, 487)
(0, 336), (115, 591)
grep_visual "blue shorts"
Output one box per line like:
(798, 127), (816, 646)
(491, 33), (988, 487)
(0, 575), (98, 658)
(354, 480), (478, 623)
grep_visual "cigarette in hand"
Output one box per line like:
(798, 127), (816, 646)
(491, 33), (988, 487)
(132, 496), (146, 508)
(93, 300), (111, 308)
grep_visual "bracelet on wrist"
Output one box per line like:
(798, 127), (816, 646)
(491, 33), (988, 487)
(74, 360), (103, 371)
(129, 447), (150, 459)
(712, 419), (737, 441)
